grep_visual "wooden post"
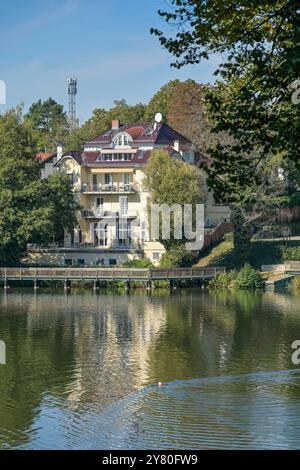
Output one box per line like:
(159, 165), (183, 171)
(147, 269), (153, 293)
(4, 268), (8, 290)
(64, 279), (70, 291)
(146, 280), (152, 293)
(34, 279), (39, 291)
(93, 279), (100, 291)
(125, 280), (130, 293)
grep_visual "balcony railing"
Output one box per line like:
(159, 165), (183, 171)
(81, 209), (138, 219)
(81, 183), (136, 193)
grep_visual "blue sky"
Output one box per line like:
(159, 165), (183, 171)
(0, 0), (220, 123)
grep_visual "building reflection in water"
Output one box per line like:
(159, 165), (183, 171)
(1, 289), (300, 448)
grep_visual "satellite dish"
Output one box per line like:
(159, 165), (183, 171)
(155, 112), (162, 123)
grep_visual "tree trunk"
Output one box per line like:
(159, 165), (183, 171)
(231, 208), (253, 264)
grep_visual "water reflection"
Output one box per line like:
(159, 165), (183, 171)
(0, 289), (300, 449)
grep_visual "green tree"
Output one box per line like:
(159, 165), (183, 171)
(166, 79), (231, 155)
(0, 109), (78, 266)
(145, 149), (207, 265)
(234, 264), (264, 290)
(152, 1), (300, 261)
(25, 98), (68, 152)
(160, 245), (194, 268)
(152, 0), (300, 190)
(144, 80), (180, 122)
(73, 99), (147, 150)
(145, 149), (206, 206)
(110, 99), (146, 123)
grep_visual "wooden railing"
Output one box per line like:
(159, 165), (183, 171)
(0, 266), (225, 281)
(262, 262), (300, 273)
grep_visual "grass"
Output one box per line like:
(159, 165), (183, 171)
(194, 234), (300, 270)
(195, 236), (234, 268)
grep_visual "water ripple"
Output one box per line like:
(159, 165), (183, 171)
(10, 369), (300, 450)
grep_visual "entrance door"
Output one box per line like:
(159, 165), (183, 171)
(95, 197), (104, 216)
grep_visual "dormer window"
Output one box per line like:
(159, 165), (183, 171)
(113, 132), (132, 147)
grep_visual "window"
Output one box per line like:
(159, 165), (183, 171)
(105, 173), (112, 185)
(109, 259), (117, 266)
(96, 197), (103, 208)
(98, 153), (133, 161)
(104, 173), (113, 189)
(64, 259), (73, 266)
(153, 252), (161, 261)
(113, 133), (132, 147)
(118, 221), (130, 247)
(141, 221), (147, 242)
(94, 222), (108, 246)
(183, 151), (193, 162)
(77, 259), (85, 266)
(95, 197), (103, 216)
(123, 173), (130, 186)
(99, 223), (108, 246)
(119, 196), (128, 216)
(92, 174), (98, 190)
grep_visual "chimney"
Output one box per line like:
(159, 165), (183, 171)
(112, 119), (120, 130)
(174, 140), (180, 152)
(57, 145), (63, 160)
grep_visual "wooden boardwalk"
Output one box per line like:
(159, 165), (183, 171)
(262, 262), (300, 275)
(0, 266), (225, 288)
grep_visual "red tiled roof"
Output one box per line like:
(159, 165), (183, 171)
(126, 126), (146, 140)
(82, 152), (100, 164)
(86, 122), (192, 146)
(35, 152), (52, 161)
(63, 146), (185, 167)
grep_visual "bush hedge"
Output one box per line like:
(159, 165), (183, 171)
(208, 264), (264, 290)
(208, 271), (237, 289)
(234, 263), (264, 290)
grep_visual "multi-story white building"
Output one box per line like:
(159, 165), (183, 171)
(28, 118), (230, 266)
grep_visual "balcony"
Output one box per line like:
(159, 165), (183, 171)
(81, 182), (136, 194)
(81, 209), (138, 219)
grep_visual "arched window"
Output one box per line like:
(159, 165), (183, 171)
(113, 132), (132, 147)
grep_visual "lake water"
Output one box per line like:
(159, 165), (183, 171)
(0, 288), (300, 449)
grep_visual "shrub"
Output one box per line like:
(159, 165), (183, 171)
(122, 258), (153, 268)
(290, 276), (300, 290)
(280, 245), (300, 262)
(234, 263), (264, 290)
(208, 271), (237, 289)
(160, 245), (194, 268)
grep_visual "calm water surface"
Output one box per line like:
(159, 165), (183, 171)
(0, 288), (300, 449)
